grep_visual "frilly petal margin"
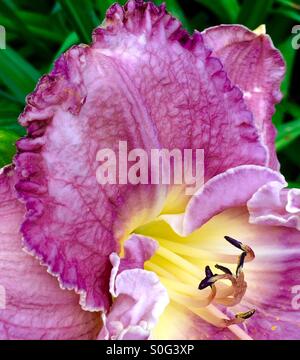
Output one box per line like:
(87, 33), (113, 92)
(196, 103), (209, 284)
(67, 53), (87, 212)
(0, 167), (101, 340)
(98, 235), (168, 340)
(248, 181), (300, 230)
(14, 0), (267, 311)
(202, 25), (285, 170)
(161, 165), (286, 236)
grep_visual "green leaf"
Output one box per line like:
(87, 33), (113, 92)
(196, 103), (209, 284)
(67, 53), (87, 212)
(0, 0), (52, 53)
(286, 102), (300, 118)
(96, 0), (128, 18)
(195, 0), (240, 23)
(278, 38), (297, 96)
(272, 102), (286, 126)
(0, 129), (19, 167)
(276, 119), (300, 151)
(0, 47), (40, 103)
(276, 0), (300, 10)
(288, 181), (300, 189)
(0, 101), (24, 135)
(282, 141), (300, 168)
(49, 32), (79, 71)
(238, 0), (274, 29)
(272, 7), (300, 22)
(58, 0), (99, 43)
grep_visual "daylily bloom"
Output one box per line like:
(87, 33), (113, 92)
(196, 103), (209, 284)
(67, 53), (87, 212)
(0, 0), (300, 340)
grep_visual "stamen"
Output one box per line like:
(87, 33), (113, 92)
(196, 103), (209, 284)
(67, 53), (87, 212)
(145, 261), (178, 280)
(216, 274), (247, 307)
(215, 264), (233, 275)
(224, 235), (244, 250)
(146, 234), (256, 338)
(168, 289), (214, 308)
(161, 277), (215, 307)
(224, 309), (256, 326)
(156, 245), (200, 278)
(235, 309), (256, 320)
(236, 251), (247, 276)
(161, 276), (209, 297)
(148, 255), (200, 286)
(199, 236), (255, 311)
(224, 236), (255, 261)
(198, 266), (219, 290)
(191, 305), (253, 340)
(205, 265), (213, 278)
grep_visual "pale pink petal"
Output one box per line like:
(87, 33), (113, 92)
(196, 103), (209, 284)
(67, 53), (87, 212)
(14, 1), (267, 311)
(98, 269), (169, 340)
(109, 234), (158, 296)
(118, 234), (158, 273)
(202, 25), (285, 170)
(179, 208), (300, 340)
(229, 220), (300, 339)
(248, 182), (300, 230)
(99, 233), (167, 340)
(183, 165), (285, 235)
(287, 189), (300, 213)
(152, 303), (238, 340)
(0, 167), (100, 340)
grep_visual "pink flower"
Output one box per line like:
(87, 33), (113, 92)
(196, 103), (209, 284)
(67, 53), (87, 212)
(0, 0), (299, 340)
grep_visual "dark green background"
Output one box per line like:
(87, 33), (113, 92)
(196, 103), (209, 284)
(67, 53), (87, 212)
(0, 0), (299, 186)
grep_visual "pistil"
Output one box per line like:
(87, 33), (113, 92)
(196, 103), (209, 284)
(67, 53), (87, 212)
(144, 234), (256, 339)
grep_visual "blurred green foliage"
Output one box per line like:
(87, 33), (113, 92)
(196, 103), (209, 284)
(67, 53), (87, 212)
(0, 0), (299, 186)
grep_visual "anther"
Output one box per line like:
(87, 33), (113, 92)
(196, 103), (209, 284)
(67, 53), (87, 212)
(215, 264), (233, 275)
(224, 236), (255, 261)
(223, 309), (256, 326)
(205, 265), (213, 278)
(199, 236), (256, 315)
(198, 266), (218, 290)
(224, 235), (243, 249)
(235, 309), (256, 320)
(236, 251), (247, 276)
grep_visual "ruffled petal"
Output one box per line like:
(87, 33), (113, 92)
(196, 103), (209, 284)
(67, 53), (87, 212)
(113, 234), (158, 275)
(248, 181), (300, 230)
(14, 1), (267, 311)
(99, 269), (169, 340)
(202, 25), (285, 169)
(109, 234), (158, 296)
(99, 234), (168, 339)
(162, 165), (285, 236)
(0, 167), (100, 340)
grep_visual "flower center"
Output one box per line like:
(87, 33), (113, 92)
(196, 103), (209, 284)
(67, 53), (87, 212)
(134, 210), (257, 339)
